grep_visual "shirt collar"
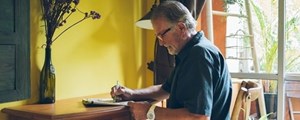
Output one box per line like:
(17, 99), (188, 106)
(175, 31), (203, 65)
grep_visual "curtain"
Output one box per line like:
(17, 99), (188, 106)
(178, 0), (206, 19)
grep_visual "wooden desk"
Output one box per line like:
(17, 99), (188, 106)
(1, 94), (131, 120)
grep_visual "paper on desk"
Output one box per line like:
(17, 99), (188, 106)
(82, 98), (129, 106)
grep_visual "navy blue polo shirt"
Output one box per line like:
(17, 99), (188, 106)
(162, 31), (232, 120)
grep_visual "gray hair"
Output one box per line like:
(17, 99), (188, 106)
(151, 1), (197, 30)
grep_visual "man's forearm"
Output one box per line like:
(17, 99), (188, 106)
(131, 84), (169, 101)
(155, 107), (210, 120)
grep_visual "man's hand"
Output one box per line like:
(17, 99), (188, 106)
(128, 101), (151, 120)
(110, 85), (134, 101)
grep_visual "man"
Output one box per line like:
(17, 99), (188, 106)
(111, 1), (232, 120)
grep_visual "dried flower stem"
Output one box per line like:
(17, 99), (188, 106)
(40, 0), (100, 46)
(52, 16), (87, 43)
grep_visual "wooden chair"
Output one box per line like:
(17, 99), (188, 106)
(231, 81), (262, 120)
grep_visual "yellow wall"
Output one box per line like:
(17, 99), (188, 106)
(0, 0), (155, 119)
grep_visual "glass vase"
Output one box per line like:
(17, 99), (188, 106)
(39, 45), (56, 104)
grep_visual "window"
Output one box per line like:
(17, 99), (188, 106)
(225, 0), (300, 119)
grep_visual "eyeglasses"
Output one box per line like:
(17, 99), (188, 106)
(156, 27), (172, 41)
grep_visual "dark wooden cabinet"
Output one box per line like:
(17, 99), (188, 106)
(2, 94), (132, 120)
(0, 0), (30, 103)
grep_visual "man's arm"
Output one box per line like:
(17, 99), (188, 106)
(128, 102), (210, 120)
(131, 84), (169, 101)
(155, 107), (210, 120)
(111, 84), (169, 102)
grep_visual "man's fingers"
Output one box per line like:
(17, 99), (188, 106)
(127, 101), (134, 106)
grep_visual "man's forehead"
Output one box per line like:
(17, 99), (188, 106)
(152, 18), (169, 30)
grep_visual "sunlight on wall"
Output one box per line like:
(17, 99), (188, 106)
(33, 0), (141, 100)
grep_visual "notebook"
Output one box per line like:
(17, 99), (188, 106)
(82, 98), (129, 106)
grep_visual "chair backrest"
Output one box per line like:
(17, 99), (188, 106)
(231, 81), (262, 120)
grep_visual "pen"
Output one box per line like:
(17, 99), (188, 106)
(113, 80), (122, 102)
(116, 80), (120, 89)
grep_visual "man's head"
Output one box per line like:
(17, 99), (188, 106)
(151, 1), (197, 55)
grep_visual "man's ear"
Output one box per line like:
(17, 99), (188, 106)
(177, 22), (186, 31)
(176, 22), (187, 38)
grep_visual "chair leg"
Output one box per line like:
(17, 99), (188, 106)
(244, 96), (251, 120)
(288, 97), (295, 120)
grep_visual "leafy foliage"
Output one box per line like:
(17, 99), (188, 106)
(250, 0), (300, 93)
